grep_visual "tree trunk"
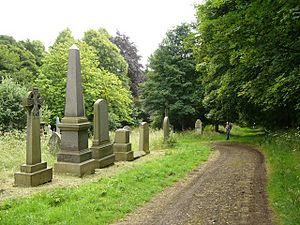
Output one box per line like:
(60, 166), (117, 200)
(214, 123), (219, 132)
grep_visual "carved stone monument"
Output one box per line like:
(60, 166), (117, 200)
(113, 128), (134, 161)
(163, 109), (170, 143)
(54, 44), (95, 177)
(139, 122), (150, 154)
(91, 99), (115, 168)
(195, 119), (202, 134)
(56, 116), (60, 134)
(14, 88), (53, 187)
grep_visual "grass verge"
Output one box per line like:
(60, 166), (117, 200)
(0, 132), (211, 225)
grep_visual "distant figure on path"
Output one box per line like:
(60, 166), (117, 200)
(225, 122), (232, 140)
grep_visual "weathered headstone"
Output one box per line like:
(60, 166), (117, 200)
(113, 128), (134, 161)
(163, 116), (170, 143)
(91, 99), (115, 168)
(123, 125), (131, 133)
(14, 88), (53, 187)
(195, 119), (202, 134)
(56, 116), (60, 134)
(48, 132), (61, 155)
(54, 44), (95, 177)
(139, 122), (149, 154)
(45, 124), (52, 136)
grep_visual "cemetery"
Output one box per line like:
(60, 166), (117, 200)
(0, 0), (299, 224)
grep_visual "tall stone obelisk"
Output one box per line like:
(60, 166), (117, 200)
(54, 44), (95, 177)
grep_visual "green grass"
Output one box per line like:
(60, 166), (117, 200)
(0, 132), (211, 225)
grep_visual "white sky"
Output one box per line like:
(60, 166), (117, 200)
(0, 0), (203, 65)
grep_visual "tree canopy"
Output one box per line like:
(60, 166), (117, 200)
(141, 23), (204, 130)
(192, 0), (300, 128)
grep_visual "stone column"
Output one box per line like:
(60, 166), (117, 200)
(14, 88), (53, 187)
(113, 129), (134, 161)
(163, 116), (170, 143)
(91, 99), (115, 168)
(139, 122), (149, 154)
(195, 119), (202, 134)
(54, 44), (95, 177)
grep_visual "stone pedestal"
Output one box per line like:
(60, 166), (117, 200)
(139, 122), (150, 154)
(91, 99), (115, 168)
(54, 44), (95, 177)
(14, 88), (52, 187)
(113, 129), (134, 161)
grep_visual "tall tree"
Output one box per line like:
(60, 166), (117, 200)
(83, 28), (129, 85)
(192, 0), (300, 128)
(19, 39), (45, 66)
(37, 39), (133, 128)
(141, 23), (204, 130)
(111, 31), (144, 97)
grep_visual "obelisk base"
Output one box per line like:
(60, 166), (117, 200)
(14, 162), (52, 187)
(91, 142), (115, 168)
(54, 159), (95, 177)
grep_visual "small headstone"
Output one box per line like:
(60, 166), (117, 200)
(113, 128), (134, 161)
(91, 99), (115, 168)
(123, 125), (131, 133)
(14, 88), (53, 187)
(48, 132), (61, 155)
(163, 116), (170, 143)
(45, 124), (52, 136)
(195, 119), (202, 134)
(54, 44), (95, 177)
(139, 122), (149, 154)
(56, 116), (60, 134)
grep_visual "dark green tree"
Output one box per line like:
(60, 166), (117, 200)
(111, 31), (145, 97)
(141, 23), (204, 130)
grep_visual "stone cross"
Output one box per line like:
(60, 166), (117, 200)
(195, 119), (202, 134)
(23, 88), (43, 165)
(15, 88), (53, 187)
(163, 116), (170, 143)
(139, 122), (149, 154)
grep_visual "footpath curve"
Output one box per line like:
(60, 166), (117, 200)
(112, 142), (274, 225)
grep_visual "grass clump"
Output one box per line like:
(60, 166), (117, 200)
(0, 132), (211, 225)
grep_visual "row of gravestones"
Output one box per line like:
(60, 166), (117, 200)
(14, 44), (171, 187)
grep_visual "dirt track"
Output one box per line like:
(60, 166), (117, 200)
(112, 142), (274, 225)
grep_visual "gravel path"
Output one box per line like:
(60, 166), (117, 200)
(112, 142), (274, 225)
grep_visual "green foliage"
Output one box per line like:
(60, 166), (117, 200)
(111, 31), (145, 97)
(141, 23), (205, 130)
(192, 0), (300, 128)
(0, 133), (211, 225)
(83, 28), (129, 85)
(36, 39), (133, 127)
(19, 39), (45, 67)
(0, 35), (39, 87)
(0, 78), (26, 132)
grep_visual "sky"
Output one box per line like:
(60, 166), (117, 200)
(0, 0), (203, 65)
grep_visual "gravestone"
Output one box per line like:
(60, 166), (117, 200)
(14, 88), (53, 187)
(91, 99), (115, 168)
(123, 125), (131, 133)
(163, 117), (170, 143)
(113, 128), (134, 161)
(139, 122), (149, 154)
(54, 44), (95, 177)
(48, 132), (61, 155)
(45, 124), (52, 136)
(56, 116), (60, 134)
(195, 119), (202, 134)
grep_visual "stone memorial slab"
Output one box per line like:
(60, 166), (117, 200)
(54, 44), (95, 177)
(163, 116), (170, 143)
(48, 132), (61, 155)
(91, 99), (115, 168)
(14, 88), (53, 187)
(139, 122), (150, 154)
(113, 128), (134, 161)
(195, 119), (202, 134)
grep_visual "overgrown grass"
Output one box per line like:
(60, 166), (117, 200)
(0, 133), (211, 225)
